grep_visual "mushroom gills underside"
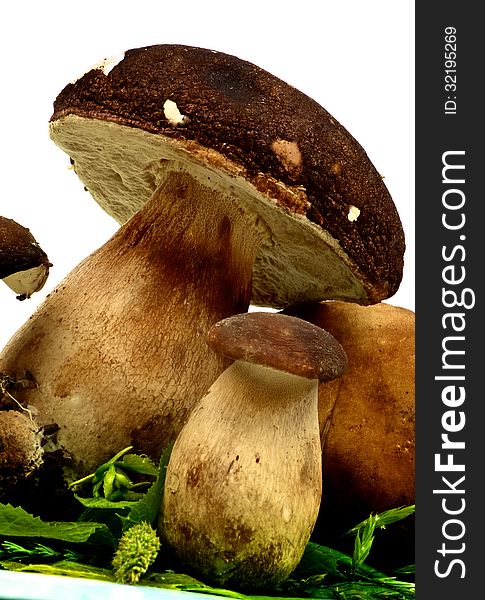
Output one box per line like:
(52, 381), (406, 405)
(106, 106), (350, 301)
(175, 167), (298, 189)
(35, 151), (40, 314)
(50, 115), (367, 308)
(2, 264), (50, 299)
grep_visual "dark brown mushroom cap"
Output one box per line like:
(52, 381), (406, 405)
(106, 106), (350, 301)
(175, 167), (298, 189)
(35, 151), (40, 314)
(50, 44), (405, 305)
(207, 312), (348, 382)
(0, 216), (51, 279)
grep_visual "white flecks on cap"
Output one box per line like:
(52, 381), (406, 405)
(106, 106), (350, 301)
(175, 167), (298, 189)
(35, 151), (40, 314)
(163, 99), (189, 127)
(96, 53), (126, 76)
(70, 52), (126, 84)
(347, 205), (361, 222)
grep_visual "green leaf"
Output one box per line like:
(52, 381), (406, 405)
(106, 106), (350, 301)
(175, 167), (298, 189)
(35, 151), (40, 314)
(103, 464), (117, 500)
(116, 453), (158, 476)
(352, 515), (378, 572)
(144, 571), (250, 598)
(114, 470), (132, 490)
(122, 444), (172, 530)
(392, 564), (416, 576)
(0, 560), (115, 582)
(0, 540), (83, 563)
(297, 579), (415, 599)
(294, 540), (402, 583)
(92, 463), (110, 486)
(74, 495), (137, 511)
(294, 542), (355, 579)
(347, 505), (415, 536)
(71, 446), (134, 490)
(0, 503), (114, 547)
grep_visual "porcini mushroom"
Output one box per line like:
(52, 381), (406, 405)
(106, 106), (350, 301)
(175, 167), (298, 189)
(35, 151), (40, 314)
(0, 216), (51, 300)
(284, 300), (415, 568)
(0, 44), (403, 479)
(161, 312), (348, 590)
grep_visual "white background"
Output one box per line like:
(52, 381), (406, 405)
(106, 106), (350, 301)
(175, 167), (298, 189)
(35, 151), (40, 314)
(0, 1), (414, 350)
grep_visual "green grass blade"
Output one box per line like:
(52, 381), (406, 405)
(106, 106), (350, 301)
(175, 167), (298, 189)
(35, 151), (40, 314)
(346, 505), (415, 536)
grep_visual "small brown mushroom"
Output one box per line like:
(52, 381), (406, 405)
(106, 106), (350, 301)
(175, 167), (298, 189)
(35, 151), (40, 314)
(0, 216), (51, 300)
(284, 300), (415, 568)
(0, 44), (403, 479)
(161, 312), (347, 590)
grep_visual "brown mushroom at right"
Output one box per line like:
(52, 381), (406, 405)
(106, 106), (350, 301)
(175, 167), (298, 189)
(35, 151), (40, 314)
(160, 312), (347, 590)
(284, 300), (415, 569)
(0, 216), (52, 300)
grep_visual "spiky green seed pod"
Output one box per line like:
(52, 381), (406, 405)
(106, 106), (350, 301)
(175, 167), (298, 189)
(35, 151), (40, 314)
(112, 522), (161, 584)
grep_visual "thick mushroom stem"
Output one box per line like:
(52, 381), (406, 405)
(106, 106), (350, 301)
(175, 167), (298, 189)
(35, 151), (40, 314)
(0, 167), (266, 476)
(161, 360), (323, 589)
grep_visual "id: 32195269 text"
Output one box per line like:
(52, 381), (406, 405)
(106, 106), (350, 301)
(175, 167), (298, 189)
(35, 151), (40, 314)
(444, 26), (457, 115)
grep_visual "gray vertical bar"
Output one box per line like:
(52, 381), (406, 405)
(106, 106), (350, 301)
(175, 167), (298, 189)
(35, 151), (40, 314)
(416, 3), (482, 597)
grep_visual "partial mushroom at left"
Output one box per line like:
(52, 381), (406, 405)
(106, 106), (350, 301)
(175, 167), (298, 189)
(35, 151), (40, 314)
(0, 216), (52, 300)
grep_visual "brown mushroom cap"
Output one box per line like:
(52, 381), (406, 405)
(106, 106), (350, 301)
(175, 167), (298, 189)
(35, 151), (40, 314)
(49, 44), (404, 306)
(0, 216), (50, 280)
(207, 312), (347, 382)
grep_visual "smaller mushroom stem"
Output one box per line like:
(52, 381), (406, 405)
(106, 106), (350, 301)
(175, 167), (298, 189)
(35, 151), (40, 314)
(161, 359), (322, 589)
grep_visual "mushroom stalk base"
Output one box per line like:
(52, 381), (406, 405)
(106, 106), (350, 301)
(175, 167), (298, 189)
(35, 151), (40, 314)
(0, 170), (266, 477)
(161, 360), (322, 589)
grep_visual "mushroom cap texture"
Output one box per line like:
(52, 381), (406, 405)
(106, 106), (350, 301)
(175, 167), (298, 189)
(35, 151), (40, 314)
(49, 44), (404, 306)
(207, 311), (348, 382)
(0, 216), (50, 279)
